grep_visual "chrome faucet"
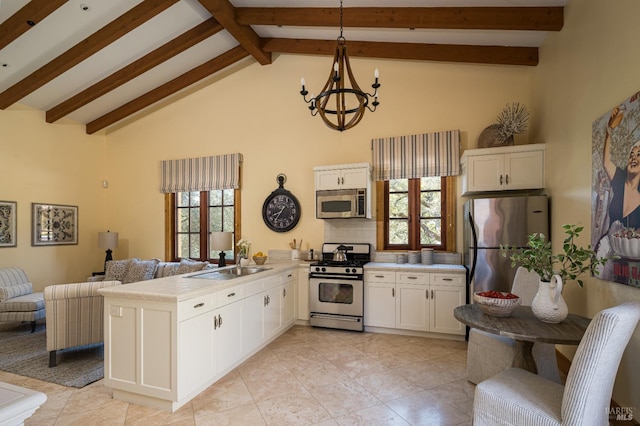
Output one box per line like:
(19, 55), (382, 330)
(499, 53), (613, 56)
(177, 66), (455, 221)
(236, 254), (243, 275)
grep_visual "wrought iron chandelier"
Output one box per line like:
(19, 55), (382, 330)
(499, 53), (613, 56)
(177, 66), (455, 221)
(299, 0), (380, 132)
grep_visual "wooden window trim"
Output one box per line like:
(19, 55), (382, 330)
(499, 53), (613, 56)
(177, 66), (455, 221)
(164, 189), (241, 262)
(376, 176), (456, 252)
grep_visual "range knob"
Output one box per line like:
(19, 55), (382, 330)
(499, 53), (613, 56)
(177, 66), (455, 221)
(351, 268), (357, 273)
(345, 268), (350, 273)
(321, 267), (326, 272)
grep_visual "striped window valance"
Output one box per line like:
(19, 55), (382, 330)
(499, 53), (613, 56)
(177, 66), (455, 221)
(160, 153), (243, 193)
(371, 130), (460, 181)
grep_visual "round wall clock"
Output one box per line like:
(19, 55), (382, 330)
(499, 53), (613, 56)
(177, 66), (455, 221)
(262, 174), (301, 233)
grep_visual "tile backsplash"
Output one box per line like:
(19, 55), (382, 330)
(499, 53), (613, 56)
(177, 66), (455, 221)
(321, 218), (462, 265)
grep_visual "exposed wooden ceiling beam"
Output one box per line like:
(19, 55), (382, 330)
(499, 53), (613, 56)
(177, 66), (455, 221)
(0, 0), (178, 110)
(0, 0), (68, 50)
(46, 18), (223, 123)
(197, 0), (271, 65)
(237, 7), (563, 31)
(262, 38), (538, 66)
(86, 46), (250, 134)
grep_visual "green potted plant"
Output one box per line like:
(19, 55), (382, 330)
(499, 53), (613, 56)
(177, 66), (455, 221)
(500, 224), (612, 323)
(500, 224), (610, 288)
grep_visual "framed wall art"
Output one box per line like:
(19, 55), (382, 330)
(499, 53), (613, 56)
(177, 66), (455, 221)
(0, 201), (17, 247)
(592, 89), (640, 288)
(32, 203), (78, 246)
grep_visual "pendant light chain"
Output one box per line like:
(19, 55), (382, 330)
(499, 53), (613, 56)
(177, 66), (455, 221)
(339, 0), (344, 40)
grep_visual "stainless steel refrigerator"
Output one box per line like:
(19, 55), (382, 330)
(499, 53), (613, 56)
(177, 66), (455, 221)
(464, 195), (549, 299)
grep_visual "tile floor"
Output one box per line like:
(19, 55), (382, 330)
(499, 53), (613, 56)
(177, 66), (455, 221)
(1, 325), (474, 425)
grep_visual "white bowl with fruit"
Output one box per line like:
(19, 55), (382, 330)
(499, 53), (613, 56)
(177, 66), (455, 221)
(473, 291), (521, 317)
(252, 252), (267, 265)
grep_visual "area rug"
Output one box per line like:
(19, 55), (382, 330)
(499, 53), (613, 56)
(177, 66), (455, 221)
(0, 321), (103, 388)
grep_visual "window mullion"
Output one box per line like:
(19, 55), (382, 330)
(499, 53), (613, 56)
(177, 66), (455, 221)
(408, 179), (420, 250)
(199, 191), (209, 261)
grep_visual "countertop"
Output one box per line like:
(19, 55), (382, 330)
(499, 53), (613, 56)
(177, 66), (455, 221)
(364, 262), (466, 274)
(98, 261), (299, 303)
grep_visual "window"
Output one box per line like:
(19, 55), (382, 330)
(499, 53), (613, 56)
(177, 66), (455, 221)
(166, 189), (238, 262)
(380, 176), (455, 251)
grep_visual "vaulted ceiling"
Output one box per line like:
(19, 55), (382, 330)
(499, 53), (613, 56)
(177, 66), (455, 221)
(0, 0), (566, 134)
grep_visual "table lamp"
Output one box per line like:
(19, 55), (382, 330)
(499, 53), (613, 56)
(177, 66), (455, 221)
(211, 232), (233, 267)
(98, 231), (119, 272)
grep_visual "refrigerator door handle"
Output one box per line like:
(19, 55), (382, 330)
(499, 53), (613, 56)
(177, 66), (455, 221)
(468, 211), (478, 285)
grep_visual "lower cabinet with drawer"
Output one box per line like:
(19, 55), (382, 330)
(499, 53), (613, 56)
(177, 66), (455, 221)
(103, 266), (298, 413)
(365, 270), (465, 336)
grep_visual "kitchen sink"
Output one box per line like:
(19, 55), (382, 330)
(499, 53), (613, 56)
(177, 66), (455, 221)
(189, 267), (271, 280)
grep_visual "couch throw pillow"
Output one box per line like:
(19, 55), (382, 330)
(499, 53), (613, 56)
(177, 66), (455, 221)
(105, 258), (135, 282)
(175, 258), (209, 275)
(124, 258), (160, 284)
(0, 282), (33, 302)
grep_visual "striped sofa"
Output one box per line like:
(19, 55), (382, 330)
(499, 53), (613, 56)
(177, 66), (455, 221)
(0, 267), (45, 332)
(44, 280), (121, 367)
(44, 259), (211, 367)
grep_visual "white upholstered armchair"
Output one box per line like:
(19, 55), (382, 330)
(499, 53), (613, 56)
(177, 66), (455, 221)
(466, 266), (561, 384)
(473, 302), (640, 425)
(44, 280), (121, 367)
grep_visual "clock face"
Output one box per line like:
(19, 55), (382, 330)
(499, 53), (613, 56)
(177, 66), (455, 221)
(262, 190), (301, 232)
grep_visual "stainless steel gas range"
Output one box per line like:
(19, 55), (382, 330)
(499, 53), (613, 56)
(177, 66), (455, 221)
(309, 243), (370, 332)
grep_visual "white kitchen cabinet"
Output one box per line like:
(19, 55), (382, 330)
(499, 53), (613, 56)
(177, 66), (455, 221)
(396, 282), (430, 331)
(102, 264), (299, 412)
(365, 269), (465, 336)
(461, 144), (545, 195)
(212, 300), (243, 376)
(314, 163), (371, 190)
(297, 265), (310, 321)
(281, 272), (296, 326)
(179, 310), (214, 396)
(364, 271), (396, 328)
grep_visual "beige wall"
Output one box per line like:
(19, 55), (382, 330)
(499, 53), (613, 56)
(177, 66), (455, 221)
(0, 105), (106, 287)
(105, 53), (530, 259)
(532, 0), (640, 409)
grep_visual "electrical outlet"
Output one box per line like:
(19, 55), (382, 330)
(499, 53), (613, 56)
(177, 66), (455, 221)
(109, 306), (122, 317)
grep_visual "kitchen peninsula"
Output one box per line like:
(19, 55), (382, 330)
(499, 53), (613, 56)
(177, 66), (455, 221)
(98, 262), (298, 412)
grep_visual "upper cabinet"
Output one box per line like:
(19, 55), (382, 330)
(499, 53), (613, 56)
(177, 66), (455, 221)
(314, 163), (371, 191)
(460, 144), (545, 195)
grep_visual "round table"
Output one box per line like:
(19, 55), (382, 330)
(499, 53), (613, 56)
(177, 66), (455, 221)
(454, 304), (591, 373)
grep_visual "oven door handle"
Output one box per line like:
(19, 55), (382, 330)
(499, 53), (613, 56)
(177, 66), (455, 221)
(309, 275), (362, 280)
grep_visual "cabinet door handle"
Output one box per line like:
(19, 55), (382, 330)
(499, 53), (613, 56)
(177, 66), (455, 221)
(218, 314), (222, 327)
(431, 290), (434, 299)
(194, 302), (204, 309)
(264, 295), (267, 306)
(227, 292), (236, 298)
(426, 289), (429, 299)
(442, 278), (453, 281)
(214, 315), (218, 329)
(287, 273), (293, 278)
(505, 174), (509, 185)
(283, 288), (287, 298)
(500, 174), (503, 185)
(337, 177), (341, 185)
(407, 276), (417, 280)
(375, 275), (385, 278)
(392, 288), (395, 297)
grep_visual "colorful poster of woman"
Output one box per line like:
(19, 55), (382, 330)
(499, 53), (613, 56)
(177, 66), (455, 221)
(592, 90), (640, 287)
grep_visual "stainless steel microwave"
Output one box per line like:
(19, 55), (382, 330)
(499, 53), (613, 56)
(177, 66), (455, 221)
(316, 189), (367, 219)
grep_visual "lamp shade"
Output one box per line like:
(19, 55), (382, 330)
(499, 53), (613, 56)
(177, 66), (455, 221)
(98, 231), (119, 250)
(210, 232), (233, 251)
